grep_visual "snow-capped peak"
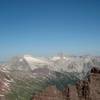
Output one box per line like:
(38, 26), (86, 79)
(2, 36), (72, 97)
(51, 55), (68, 61)
(22, 55), (50, 70)
(23, 55), (48, 64)
(51, 56), (61, 61)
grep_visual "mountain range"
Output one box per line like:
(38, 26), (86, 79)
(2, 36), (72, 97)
(0, 54), (100, 100)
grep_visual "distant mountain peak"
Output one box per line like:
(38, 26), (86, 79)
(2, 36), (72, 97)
(24, 55), (49, 64)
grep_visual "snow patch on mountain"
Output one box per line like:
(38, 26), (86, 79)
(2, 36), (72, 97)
(24, 55), (49, 64)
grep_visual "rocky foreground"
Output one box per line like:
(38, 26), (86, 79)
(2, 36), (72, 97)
(31, 67), (100, 100)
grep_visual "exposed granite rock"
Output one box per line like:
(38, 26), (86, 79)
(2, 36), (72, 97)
(90, 73), (100, 100)
(31, 86), (64, 100)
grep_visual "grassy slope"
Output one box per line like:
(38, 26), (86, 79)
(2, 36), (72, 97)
(5, 78), (48, 100)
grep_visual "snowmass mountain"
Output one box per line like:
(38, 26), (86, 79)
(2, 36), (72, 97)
(24, 55), (49, 64)
(23, 55), (49, 70)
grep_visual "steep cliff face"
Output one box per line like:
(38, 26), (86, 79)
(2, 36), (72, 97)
(90, 73), (100, 100)
(31, 86), (64, 100)
(32, 67), (100, 100)
(70, 67), (100, 100)
(74, 80), (90, 100)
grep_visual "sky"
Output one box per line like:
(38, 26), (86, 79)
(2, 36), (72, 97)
(0, 0), (100, 60)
